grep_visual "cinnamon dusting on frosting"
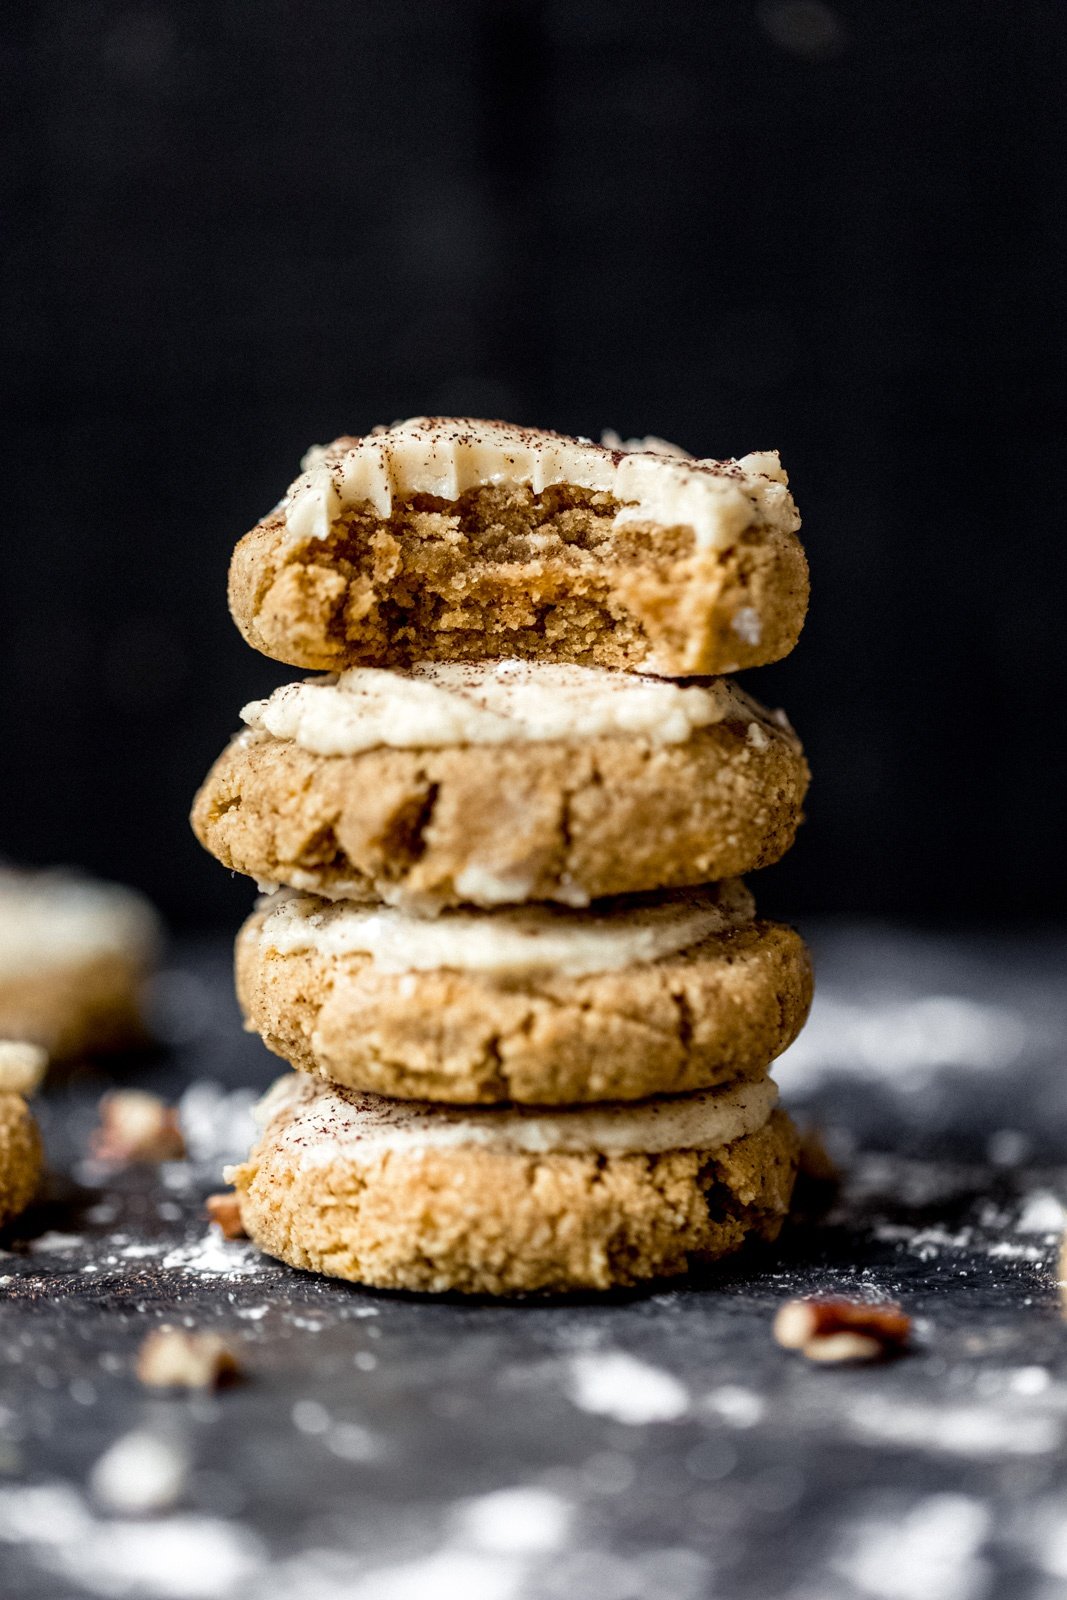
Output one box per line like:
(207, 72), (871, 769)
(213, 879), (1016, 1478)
(283, 417), (798, 552)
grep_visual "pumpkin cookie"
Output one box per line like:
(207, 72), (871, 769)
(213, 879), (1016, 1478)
(227, 418), (809, 677)
(0, 1042), (47, 1228)
(0, 868), (161, 1058)
(235, 882), (813, 1105)
(227, 1071), (799, 1294)
(192, 662), (809, 910)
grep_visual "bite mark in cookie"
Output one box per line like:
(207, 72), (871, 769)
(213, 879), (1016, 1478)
(227, 419), (809, 676)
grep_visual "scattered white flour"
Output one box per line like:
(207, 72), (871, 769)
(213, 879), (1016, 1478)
(566, 1351), (689, 1424)
(178, 1080), (260, 1166)
(0, 1482), (264, 1599)
(90, 1432), (188, 1515)
(987, 1240), (1048, 1262)
(1015, 1191), (1066, 1233)
(849, 1394), (1060, 1457)
(702, 1386), (766, 1429)
(28, 1233), (82, 1255)
(277, 1483), (576, 1600)
(776, 992), (1029, 1090)
(874, 1219), (1053, 1267)
(325, 1422), (380, 1463)
(161, 1233), (266, 1279)
(337, 1550), (525, 1600)
(116, 1240), (169, 1260)
(1009, 1366), (1051, 1396)
(832, 1494), (991, 1600)
(453, 1487), (572, 1554)
(292, 1399), (330, 1434)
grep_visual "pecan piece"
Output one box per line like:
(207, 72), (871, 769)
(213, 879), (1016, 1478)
(205, 1192), (246, 1240)
(136, 1327), (241, 1390)
(773, 1298), (910, 1362)
(90, 1090), (186, 1164)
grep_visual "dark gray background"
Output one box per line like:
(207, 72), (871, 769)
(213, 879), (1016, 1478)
(3, 1), (1064, 928)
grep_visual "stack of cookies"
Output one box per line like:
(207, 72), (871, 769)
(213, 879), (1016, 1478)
(192, 418), (813, 1295)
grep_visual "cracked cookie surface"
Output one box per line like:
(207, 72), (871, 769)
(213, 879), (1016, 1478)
(229, 1074), (799, 1294)
(192, 693), (809, 911)
(234, 892), (813, 1105)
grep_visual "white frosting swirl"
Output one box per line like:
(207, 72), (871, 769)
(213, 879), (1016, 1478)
(282, 417), (798, 553)
(240, 661), (783, 756)
(253, 882), (754, 978)
(249, 1071), (778, 1164)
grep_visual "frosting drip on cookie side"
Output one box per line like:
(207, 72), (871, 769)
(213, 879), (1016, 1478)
(248, 1071), (779, 1162)
(254, 882), (755, 978)
(241, 661), (794, 755)
(283, 417), (798, 552)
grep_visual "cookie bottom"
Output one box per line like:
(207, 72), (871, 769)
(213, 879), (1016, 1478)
(0, 1093), (42, 1229)
(231, 1105), (798, 1295)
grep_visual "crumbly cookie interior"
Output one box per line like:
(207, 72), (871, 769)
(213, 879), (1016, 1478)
(253, 484), (720, 670)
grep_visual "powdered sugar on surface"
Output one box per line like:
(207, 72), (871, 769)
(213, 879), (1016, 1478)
(0, 1482), (264, 1599)
(3, 923), (1067, 1600)
(566, 1352), (690, 1424)
(160, 1233), (271, 1279)
(831, 1494), (992, 1600)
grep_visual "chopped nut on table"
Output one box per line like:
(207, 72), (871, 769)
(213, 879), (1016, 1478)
(90, 1090), (186, 1164)
(773, 1298), (911, 1363)
(205, 1191), (246, 1240)
(0, 1040), (49, 1096)
(136, 1327), (241, 1390)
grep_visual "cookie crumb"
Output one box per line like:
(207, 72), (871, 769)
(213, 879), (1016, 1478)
(91, 1091), (186, 1164)
(136, 1327), (241, 1390)
(773, 1298), (910, 1362)
(732, 605), (763, 645)
(206, 1192), (247, 1240)
(0, 1040), (49, 1096)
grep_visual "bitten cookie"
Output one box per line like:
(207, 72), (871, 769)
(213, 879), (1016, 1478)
(0, 869), (161, 1058)
(227, 418), (809, 678)
(192, 662), (809, 909)
(235, 883), (813, 1105)
(227, 1072), (800, 1294)
(0, 1042), (47, 1228)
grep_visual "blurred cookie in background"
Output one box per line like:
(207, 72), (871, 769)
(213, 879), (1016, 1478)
(0, 1040), (47, 1227)
(0, 867), (162, 1059)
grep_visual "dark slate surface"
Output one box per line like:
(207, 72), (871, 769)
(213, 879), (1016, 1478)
(2, 923), (1067, 1600)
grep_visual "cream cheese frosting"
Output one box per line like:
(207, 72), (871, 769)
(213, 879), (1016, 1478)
(0, 869), (161, 982)
(254, 882), (754, 978)
(240, 660), (788, 756)
(283, 417), (798, 552)
(245, 1070), (778, 1164)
